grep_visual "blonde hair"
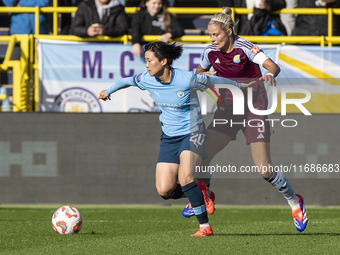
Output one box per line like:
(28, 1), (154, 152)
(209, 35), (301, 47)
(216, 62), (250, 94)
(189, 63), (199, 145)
(209, 7), (238, 34)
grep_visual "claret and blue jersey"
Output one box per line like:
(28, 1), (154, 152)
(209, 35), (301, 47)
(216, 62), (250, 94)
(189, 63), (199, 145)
(200, 36), (270, 105)
(106, 67), (241, 137)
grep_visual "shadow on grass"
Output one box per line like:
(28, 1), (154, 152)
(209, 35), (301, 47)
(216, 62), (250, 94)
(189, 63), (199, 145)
(215, 233), (340, 236)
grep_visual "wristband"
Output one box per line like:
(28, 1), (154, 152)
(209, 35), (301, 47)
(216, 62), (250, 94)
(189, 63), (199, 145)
(266, 72), (274, 77)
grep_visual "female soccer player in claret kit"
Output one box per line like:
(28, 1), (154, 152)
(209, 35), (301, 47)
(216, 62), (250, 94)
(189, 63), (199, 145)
(182, 7), (308, 233)
(98, 41), (255, 237)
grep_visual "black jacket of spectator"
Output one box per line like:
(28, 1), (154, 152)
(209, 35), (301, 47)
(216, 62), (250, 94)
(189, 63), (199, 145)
(293, 0), (340, 36)
(70, 0), (129, 37)
(131, 8), (184, 44)
(240, 0), (287, 35)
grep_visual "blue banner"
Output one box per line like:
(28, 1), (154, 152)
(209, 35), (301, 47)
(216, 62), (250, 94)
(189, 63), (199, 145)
(38, 40), (278, 112)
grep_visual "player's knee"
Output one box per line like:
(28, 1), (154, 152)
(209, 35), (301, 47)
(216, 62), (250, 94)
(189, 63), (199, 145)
(156, 187), (172, 199)
(160, 194), (171, 200)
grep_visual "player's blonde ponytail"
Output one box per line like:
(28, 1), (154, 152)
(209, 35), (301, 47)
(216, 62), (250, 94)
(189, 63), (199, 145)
(222, 6), (232, 15)
(209, 7), (238, 34)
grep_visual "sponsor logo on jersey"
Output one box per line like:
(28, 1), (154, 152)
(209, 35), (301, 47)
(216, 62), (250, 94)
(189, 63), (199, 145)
(233, 55), (241, 63)
(215, 58), (221, 64)
(251, 46), (260, 55)
(177, 91), (184, 98)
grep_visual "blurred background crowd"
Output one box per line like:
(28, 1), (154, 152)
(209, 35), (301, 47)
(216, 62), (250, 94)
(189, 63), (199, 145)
(0, 0), (339, 39)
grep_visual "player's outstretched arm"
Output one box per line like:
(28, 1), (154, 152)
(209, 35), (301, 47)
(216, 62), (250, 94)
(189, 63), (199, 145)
(97, 76), (137, 101)
(205, 75), (243, 88)
(195, 64), (216, 76)
(194, 72), (256, 90)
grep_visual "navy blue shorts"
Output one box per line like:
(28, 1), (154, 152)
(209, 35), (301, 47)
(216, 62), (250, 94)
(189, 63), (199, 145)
(157, 125), (206, 164)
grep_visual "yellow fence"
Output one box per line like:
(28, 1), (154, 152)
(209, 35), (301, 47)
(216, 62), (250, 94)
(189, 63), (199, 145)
(0, 4), (340, 45)
(0, 4), (340, 111)
(0, 35), (31, 112)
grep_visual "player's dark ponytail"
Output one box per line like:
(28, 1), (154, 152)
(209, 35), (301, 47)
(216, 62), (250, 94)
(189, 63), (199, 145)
(144, 41), (183, 65)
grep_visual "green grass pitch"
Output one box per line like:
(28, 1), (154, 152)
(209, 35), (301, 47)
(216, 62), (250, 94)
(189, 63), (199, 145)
(1, 205), (340, 254)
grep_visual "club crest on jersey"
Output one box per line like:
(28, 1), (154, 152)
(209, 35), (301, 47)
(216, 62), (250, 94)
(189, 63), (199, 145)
(233, 55), (241, 63)
(251, 46), (260, 54)
(215, 58), (221, 64)
(177, 91), (185, 98)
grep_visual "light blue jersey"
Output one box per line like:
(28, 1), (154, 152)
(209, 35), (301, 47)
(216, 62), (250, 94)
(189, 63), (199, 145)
(106, 68), (242, 137)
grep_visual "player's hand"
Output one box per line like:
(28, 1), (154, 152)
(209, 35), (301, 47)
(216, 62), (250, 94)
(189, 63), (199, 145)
(201, 71), (217, 76)
(98, 90), (111, 101)
(260, 73), (276, 86)
(241, 80), (256, 88)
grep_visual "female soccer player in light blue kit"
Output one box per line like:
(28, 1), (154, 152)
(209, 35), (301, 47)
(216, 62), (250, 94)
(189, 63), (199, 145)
(98, 41), (254, 236)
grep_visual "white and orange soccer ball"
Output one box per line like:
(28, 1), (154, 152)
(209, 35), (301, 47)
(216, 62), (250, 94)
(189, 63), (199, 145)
(52, 206), (83, 234)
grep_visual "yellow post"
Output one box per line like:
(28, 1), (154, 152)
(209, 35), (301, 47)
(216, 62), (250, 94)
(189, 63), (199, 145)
(123, 34), (128, 45)
(19, 35), (30, 111)
(29, 34), (34, 111)
(34, 39), (39, 112)
(35, 6), (40, 35)
(2, 35), (16, 68)
(12, 61), (21, 112)
(53, 0), (59, 35)
(328, 8), (333, 47)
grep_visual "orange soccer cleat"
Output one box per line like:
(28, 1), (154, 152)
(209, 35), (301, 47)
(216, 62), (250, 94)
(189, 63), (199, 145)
(197, 181), (215, 215)
(182, 190), (215, 218)
(292, 194), (308, 232)
(191, 226), (214, 237)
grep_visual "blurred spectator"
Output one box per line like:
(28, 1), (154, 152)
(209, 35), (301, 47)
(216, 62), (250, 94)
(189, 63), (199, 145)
(131, 0), (184, 57)
(293, 0), (340, 36)
(70, 0), (128, 37)
(280, 0), (297, 35)
(0, 1), (11, 35)
(240, 0), (287, 35)
(167, 0), (175, 6)
(0, 86), (10, 112)
(58, 0), (83, 35)
(3, 0), (50, 34)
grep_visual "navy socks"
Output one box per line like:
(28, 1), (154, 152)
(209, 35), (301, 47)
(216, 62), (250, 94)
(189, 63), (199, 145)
(182, 182), (209, 224)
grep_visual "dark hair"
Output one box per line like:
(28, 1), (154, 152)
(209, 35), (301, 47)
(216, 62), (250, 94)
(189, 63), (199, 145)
(144, 41), (183, 65)
(140, 0), (171, 33)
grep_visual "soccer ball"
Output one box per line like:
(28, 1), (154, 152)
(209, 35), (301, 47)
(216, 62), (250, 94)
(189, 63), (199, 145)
(52, 206), (83, 234)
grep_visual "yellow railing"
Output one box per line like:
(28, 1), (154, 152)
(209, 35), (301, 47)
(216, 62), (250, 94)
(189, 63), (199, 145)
(0, 35), (31, 112)
(0, 5), (339, 45)
(43, 6), (340, 46)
